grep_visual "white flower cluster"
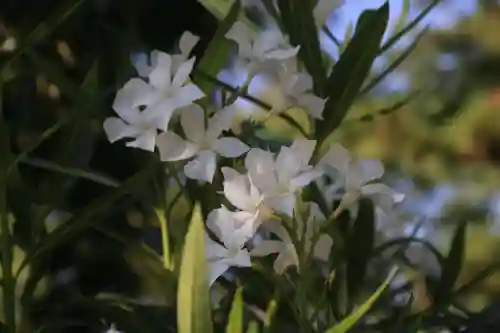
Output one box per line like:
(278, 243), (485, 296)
(103, 12), (404, 286)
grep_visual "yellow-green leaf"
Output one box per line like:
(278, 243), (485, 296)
(325, 267), (398, 333)
(226, 287), (244, 333)
(177, 203), (213, 333)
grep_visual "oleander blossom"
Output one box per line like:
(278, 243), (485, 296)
(156, 103), (249, 183)
(225, 21), (300, 77)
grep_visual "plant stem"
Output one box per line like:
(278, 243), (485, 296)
(154, 208), (172, 271)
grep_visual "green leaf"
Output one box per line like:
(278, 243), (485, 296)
(359, 27), (428, 96)
(195, 0), (241, 98)
(15, 158), (158, 278)
(277, 0), (326, 94)
(378, 0), (438, 55)
(246, 321), (260, 333)
(317, 2), (389, 143)
(434, 220), (467, 305)
(346, 198), (375, 300)
(325, 267), (398, 333)
(226, 288), (244, 333)
(177, 203), (213, 333)
(393, 0), (410, 35)
(198, 0), (257, 30)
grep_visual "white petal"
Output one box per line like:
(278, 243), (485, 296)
(207, 207), (256, 248)
(112, 78), (155, 123)
(125, 129), (157, 151)
(173, 83), (205, 109)
(172, 57), (196, 87)
(156, 131), (198, 161)
(130, 52), (152, 78)
(290, 169), (323, 190)
(184, 150), (217, 183)
(267, 221), (293, 244)
(298, 94), (325, 119)
(361, 183), (403, 212)
(245, 148), (278, 193)
(206, 206), (233, 242)
(273, 249), (298, 274)
(206, 103), (239, 141)
(225, 22), (254, 58)
(213, 137), (249, 158)
(232, 249), (252, 268)
(103, 117), (140, 143)
(358, 158), (384, 183)
(265, 46), (300, 60)
(266, 193), (296, 218)
(142, 99), (178, 131)
(149, 52), (172, 90)
(208, 261), (230, 286)
(314, 0), (342, 28)
(250, 240), (283, 257)
(313, 234), (333, 262)
(292, 73), (313, 94)
(221, 167), (260, 212)
(319, 143), (352, 175)
(180, 104), (206, 144)
(179, 31), (200, 56)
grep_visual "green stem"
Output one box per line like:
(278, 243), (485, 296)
(154, 208), (171, 271)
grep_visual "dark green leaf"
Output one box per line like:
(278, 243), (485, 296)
(434, 220), (467, 305)
(317, 2), (389, 143)
(346, 198), (375, 300)
(195, 0), (241, 98)
(277, 0), (326, 94)
(15, 158), (158, 277)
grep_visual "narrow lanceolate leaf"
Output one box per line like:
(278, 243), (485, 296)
(226, 288), (244, 333)
(434, 220), (467, 305)
(378, 0), (439, 55)
(393, 0), (410, 36)
(359, 27), (428, 96)
(277, 0), (326, 94)
(177, 203), (213, 333)
(346, 199), (375, 300)
(195, 0), (240, 98)
(317, 2), (389, 143)
(325, 267), (398, 333)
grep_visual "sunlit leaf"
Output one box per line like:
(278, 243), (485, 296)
(195, 0), (241, 98)
(177, 203), (213, 333)
(226, 287), (244, 333)
(325, 267), (398, 333)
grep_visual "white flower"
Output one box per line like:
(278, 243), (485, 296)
(225, 22), (299, 77)
(156, 104), (249, 183)
(272, 70), (326, 119)
(319, 143), (404, 217)
(104, 324), (122, 333)
(250, 220), (299, 274)
(143, 52), (205, 131)
(251, 202), (332, 274)
(244, 138), (323, 217)
(132, 31), (200, 78)
(103, 78), (160, 151)
(205, 206), (253, 285)
(220, 167), (272, 229)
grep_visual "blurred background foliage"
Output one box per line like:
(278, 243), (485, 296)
(3, 0), (500, 331)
